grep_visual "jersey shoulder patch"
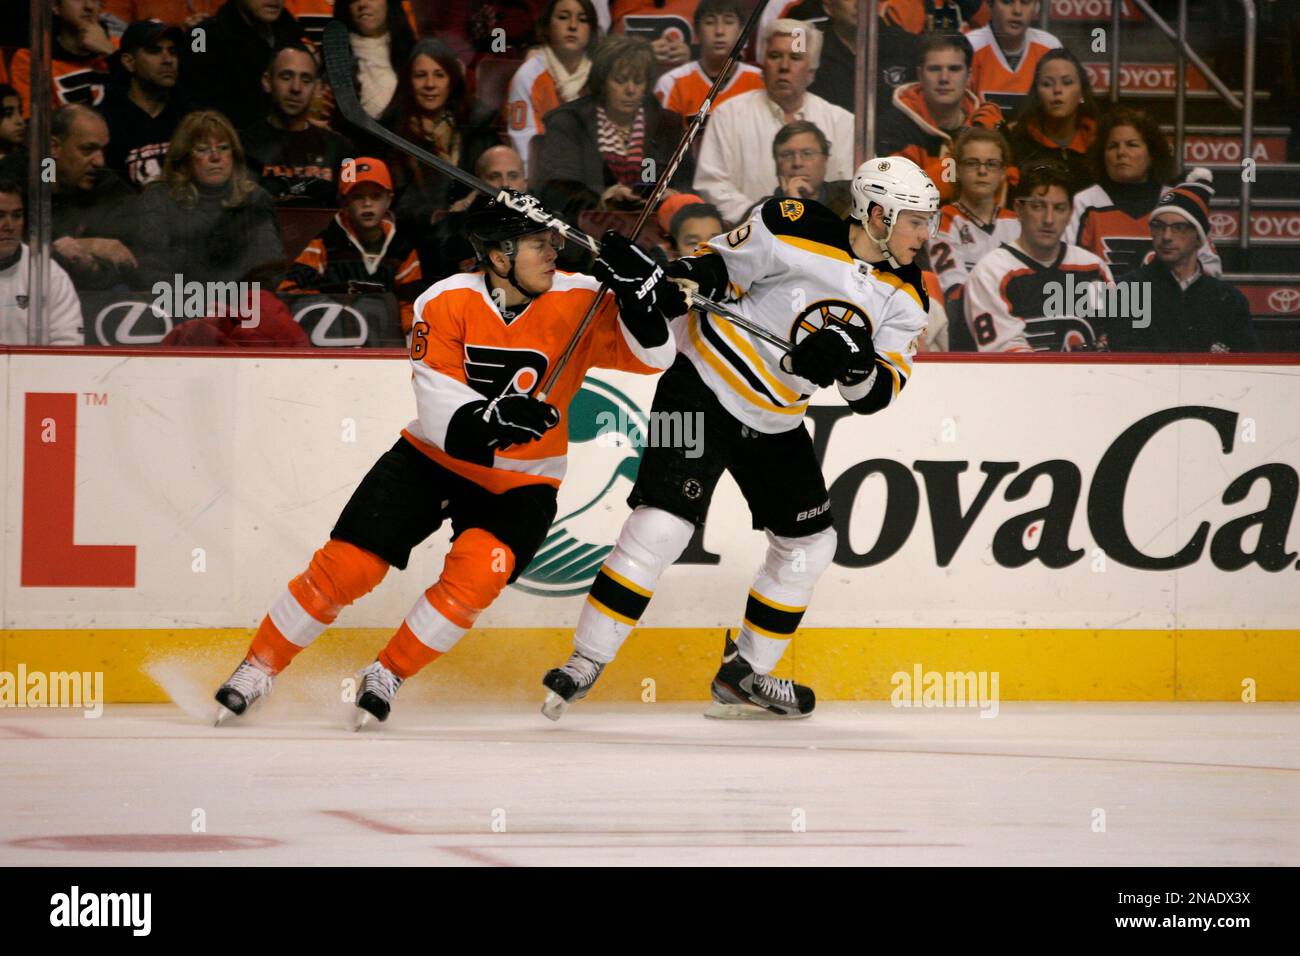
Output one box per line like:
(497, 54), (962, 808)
(759, 197), (853, 260)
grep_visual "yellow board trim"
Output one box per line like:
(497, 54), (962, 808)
(776, 234), (854, 263)
(600, 566), (653, 600)
(3, 628), (1297, 703)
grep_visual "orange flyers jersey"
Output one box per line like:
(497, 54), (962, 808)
(401, 270), (676, 494)
(653, 60), (764, 119)
(102, 1), (222, 25)
(1067, 183), (1223, 278)
(611, 0), (696, 46)
(504, 54), (561, 176)
(284, 0), (336, 43)
(881, 0), (989, 34)
(967, 24), (1061, 110)
(9, 47), (114, 115)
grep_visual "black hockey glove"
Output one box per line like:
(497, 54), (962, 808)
(593, 231), (675, 346)
(783, 323), (875, 388)
(664, 252), (730, 304)
(444, 393), (560, 464)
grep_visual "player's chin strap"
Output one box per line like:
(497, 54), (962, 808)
(487, 243), (540, 309)
(869, 213), (901, 268)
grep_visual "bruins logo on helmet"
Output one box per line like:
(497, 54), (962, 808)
(779, 199), (805, 221)
(877, 160), (891, 172)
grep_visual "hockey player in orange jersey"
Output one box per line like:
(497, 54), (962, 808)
(213, 199), (678, 727)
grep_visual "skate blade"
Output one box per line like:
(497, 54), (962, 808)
(350, 708), (374, 732)
(703, 702), (810, 720)
(541, 690), (569, 722)
(213, 705), (238, 726)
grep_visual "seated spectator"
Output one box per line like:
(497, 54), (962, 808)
(927, 127), (1019, 332)
(876, 33), (1004, 204)
(335, 0), (417, 120)
(740, 119), (851, 221)
(655, 0), (764, 119)
(134, 109), (284, 289)
(0, 177), (84, 345)
(694, 19), (853, 224)
(610, 0), (694, 70)
(506, 0), (601, 178)
(101, 19), (189, 189)
(875, 0), (989, 103)
(241, 42), (356, 206)
(1067, 108), (1221, 278)
(50, 104), (141, 290)
(1006, 48), (1098, 196)
(281, 156), (422, 333)
(0, 84), (25, 166)
(103, 1), (220, 34)
(1110, 179), (1258, 353)
(182, 0), (306, 131)
(967, 0), (1060, 115)
(386, 39), (500, 232)
(964, 162), (1112, 352)
(808, 0), (860, 113)
(11, 0), (117, 114)
(664, 199), (723, 259)
(535, 35), (695, 217)
(421, 145), (531, 283)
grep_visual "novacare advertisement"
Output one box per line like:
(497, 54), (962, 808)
(3, 354), (1297, 636)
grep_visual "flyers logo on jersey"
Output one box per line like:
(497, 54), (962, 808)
(780, 200), (805, 222)
(463, 344), (550, 400)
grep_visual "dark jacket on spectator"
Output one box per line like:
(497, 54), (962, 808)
(133, 179), (285, 288)
(389, 103), (499, 233)
(534, 94), (693, 212)
(240, 118), (357, 207)
(182, 1), (306, 131)
(1110, 260), (1259, 353)
(51, 169), (140, 290)
(809, 24), (856, 113)
(1007, 116), (1097, 197)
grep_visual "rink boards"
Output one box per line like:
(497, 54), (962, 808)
(2, 349), (1298, 701)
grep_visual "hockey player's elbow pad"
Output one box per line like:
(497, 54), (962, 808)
(665, 253), (729, 303)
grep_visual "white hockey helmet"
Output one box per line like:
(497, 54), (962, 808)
(851, 156), (941, 265)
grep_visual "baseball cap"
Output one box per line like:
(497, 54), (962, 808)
(340, 157), (394, 196)
(120, 19), (185, 52)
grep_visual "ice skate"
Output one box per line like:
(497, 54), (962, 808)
(352, 660), (404, 730)
(541, 651), (606, 721)
(704, 631), (814, 719)
(214, 660), (273, 724)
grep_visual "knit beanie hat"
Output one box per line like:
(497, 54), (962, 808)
(1151, 166), (1214, 243)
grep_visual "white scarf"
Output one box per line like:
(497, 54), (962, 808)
(351, 32), (398, 119)
(539, 44), (590, 103)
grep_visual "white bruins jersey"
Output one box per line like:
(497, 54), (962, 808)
(927, 202), (1021, 296)
(677, 197), (929, 434)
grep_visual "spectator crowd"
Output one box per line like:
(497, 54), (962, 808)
(0, 0), (1277, 353)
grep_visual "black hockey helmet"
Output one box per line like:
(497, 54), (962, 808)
(465, 198), (553, 263)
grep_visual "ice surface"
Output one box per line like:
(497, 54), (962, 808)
(3, 690), (1298, 866)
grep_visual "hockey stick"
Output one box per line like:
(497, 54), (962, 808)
(320, 22), (789, 364)
(535, 0), (771, 398)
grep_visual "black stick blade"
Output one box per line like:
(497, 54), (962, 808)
(322, 20), (366, 126)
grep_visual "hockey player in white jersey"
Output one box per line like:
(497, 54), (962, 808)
(541, 155), (939, 719)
